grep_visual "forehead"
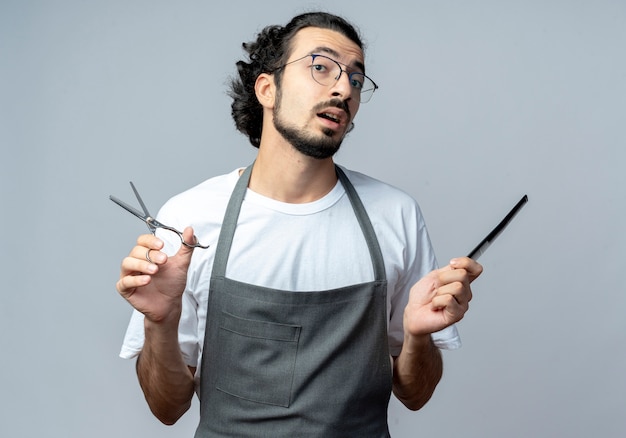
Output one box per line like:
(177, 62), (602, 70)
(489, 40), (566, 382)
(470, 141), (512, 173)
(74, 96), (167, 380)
(289, 27), (365, 70)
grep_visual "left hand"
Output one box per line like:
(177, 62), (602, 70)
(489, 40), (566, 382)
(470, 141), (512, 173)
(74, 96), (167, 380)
(404, 257), (483, 337)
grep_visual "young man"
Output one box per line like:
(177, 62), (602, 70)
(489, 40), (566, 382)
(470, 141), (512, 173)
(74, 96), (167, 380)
(117, 12), (482, 437)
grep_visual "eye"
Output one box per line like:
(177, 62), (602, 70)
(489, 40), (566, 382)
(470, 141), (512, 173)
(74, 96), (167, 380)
(350, 73), (365, 89)
(312, 63), (327, 73)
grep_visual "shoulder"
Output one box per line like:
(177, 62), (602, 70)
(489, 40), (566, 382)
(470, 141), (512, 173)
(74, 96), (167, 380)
(156, 168), (242, 227)
(167, 168), (240, 206)
(338, 165), (425, 222)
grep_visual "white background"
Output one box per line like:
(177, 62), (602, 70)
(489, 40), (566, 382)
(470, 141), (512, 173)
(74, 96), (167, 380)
(1, 1), (624, 437)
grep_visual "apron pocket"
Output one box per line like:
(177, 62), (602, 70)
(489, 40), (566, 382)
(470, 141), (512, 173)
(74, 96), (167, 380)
(215, 311), (301, 407)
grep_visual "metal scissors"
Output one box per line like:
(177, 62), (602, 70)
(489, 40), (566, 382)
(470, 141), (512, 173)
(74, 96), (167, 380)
(109, 182), (210, 249)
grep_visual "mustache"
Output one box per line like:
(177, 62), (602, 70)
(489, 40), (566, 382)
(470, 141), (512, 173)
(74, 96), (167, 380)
(313, 99), (351, 120)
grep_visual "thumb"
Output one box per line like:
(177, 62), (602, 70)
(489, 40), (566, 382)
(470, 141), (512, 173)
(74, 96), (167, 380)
(176, 226), (198, 260)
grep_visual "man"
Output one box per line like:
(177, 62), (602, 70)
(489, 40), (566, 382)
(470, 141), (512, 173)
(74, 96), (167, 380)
(117, 12), (482, 437)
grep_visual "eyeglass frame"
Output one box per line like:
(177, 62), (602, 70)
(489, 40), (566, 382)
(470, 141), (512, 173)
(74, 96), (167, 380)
(274, 53), (379, 103)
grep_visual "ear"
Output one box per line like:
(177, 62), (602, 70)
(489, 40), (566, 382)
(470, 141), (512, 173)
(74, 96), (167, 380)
(255, 73), (276, 109)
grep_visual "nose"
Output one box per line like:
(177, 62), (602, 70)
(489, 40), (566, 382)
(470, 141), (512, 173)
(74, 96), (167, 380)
(330, 70), (355, 101)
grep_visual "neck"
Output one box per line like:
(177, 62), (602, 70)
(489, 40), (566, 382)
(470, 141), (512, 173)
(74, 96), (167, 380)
(249, 138), (338, 204)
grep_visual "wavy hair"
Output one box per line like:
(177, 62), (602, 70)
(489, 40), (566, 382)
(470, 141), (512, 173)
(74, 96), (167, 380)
(228, 12), (363, 147)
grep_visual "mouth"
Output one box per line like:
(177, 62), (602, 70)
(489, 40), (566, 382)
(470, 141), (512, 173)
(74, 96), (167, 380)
(313, 99), (352, 133)
(317, 112), (342, 125)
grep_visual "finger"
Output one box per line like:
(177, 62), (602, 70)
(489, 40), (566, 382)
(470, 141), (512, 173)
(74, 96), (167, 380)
(431, 293), (469, 322)
(439, 268), (470, 285)
(437, 280), (472, 305)
(121, 254), (159, 278)
(431, 290), (464, 308)
(116, 272), (151, 295)
(136, 233), (165, 251)
(449, 257), (483, 281)
(129, 245), (167, 266)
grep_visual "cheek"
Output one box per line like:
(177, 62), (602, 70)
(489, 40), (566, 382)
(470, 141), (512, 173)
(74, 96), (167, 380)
(282, 74), (313, 102)
(349, 102), (360, 120)
(280, 83), (308, 112)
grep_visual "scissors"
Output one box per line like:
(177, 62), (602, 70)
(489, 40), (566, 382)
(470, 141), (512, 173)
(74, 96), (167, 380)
(109, 182), (210, 249)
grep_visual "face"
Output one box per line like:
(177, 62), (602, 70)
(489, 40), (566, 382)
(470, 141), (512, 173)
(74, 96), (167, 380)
(272, 27), (364, 159)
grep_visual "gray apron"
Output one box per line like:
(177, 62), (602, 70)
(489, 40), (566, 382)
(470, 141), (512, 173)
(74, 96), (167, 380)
(195, 164), (392, 437)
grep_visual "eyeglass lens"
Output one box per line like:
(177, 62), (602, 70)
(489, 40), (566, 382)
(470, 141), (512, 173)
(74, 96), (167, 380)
(309, 55), (376, 103)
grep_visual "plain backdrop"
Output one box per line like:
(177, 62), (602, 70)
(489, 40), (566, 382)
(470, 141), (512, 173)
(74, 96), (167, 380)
(1, 1), (624, 437)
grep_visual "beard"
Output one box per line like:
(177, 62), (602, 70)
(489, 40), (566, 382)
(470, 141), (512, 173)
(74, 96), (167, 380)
(273, 95), (350, 160)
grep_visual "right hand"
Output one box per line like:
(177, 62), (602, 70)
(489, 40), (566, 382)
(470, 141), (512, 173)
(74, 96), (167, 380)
(116, 227), (196, 324)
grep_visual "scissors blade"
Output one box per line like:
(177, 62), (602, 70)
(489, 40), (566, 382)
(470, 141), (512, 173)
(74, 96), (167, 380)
(129, 181), (157, 233)
(109, 195), (150, 223)
(467, 194), (528, 260)
(130, 182), (150, 216)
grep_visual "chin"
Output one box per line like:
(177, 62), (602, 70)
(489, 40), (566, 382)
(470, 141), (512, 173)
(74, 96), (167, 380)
(296, 137), (342, 159)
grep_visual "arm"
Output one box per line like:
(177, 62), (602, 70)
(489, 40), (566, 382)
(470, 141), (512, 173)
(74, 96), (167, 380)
(392, 334), (442, 410)
(116, 228), (198, 424)
(393, 257), (482, 410)
(136, 314), (196, 425)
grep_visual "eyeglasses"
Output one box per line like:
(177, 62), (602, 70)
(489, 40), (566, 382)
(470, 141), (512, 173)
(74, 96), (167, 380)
(277, 54), (378, 103)
(110, 182), (210, 254)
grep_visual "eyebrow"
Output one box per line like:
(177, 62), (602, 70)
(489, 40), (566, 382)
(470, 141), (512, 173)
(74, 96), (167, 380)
(311, 46), (366, 73)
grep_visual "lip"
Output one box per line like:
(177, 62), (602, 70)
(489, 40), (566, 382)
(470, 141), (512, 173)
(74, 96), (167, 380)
(316, 108), (348, 129)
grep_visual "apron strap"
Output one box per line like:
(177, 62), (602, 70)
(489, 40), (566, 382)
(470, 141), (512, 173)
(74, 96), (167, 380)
(335, 166), (386, 282)
(210, 164), (253, 279)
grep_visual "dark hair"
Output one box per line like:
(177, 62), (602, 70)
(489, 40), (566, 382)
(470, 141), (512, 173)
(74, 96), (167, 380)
(228, 12), (363, 147)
